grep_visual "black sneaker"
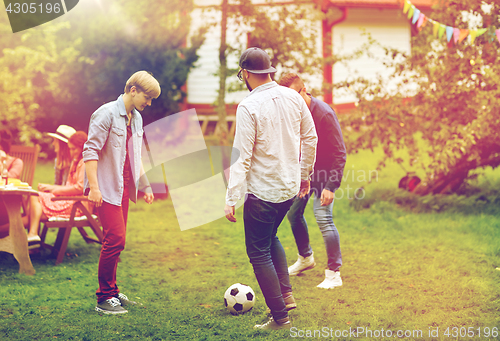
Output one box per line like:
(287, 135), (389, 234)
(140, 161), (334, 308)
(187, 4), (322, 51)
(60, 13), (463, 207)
(95, 297), (128, 314)
(117, 293), (141, 306)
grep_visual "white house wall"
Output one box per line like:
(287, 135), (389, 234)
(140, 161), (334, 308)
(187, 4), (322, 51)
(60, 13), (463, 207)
(332, 8), (412, 104)
(188, 2), (413, 107)
(187, 6), (249, 105)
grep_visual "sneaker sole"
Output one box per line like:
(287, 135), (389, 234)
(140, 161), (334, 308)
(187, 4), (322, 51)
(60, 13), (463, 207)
(289, 262), (316, 276)
(254, 323), (291, 330)
(95, 306), (128, 314)
(119, 301), (142, 306)
(317, 282), (342, 289)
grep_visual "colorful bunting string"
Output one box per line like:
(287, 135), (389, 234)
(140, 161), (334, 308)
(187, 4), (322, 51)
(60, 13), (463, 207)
(400, 0), (500, 46)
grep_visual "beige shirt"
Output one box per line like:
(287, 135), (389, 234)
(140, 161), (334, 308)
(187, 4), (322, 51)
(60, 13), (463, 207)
(225, 81), (317, 206)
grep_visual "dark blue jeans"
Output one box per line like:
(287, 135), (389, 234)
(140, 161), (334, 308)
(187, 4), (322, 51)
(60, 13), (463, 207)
(287, 192), (342, 271)
(244, 194), (295, 320)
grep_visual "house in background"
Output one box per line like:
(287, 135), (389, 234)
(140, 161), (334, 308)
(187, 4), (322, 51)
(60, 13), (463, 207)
(185, 0), (433, 133)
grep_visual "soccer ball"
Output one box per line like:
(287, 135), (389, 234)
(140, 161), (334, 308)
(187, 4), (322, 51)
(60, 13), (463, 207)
(224, 283), (255, 315)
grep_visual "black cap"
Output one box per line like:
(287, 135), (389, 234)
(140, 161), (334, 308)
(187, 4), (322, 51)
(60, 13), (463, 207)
(239, 47), (277, 74)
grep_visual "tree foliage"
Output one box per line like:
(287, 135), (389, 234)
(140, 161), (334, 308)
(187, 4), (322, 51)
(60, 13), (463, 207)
(0, 21), (82, 145)
(220, 0), (322, 93)
(56, 0), (205, 127)
(211, 0), (322, 146)
(1, 0), (206, 151)
(339, 0), (500, 194)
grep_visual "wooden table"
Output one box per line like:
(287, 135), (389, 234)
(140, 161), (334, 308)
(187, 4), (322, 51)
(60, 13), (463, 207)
(0, 187), (37, 275)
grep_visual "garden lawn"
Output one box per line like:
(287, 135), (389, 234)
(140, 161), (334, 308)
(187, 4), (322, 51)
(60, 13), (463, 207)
(0, 149), (499, 341)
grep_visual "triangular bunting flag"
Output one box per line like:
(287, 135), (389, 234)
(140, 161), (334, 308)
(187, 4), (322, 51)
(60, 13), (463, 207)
(408, 5), (415, 20)
(433, 21), (440, 37)
(417, 13), (426, 29)
(438, 25), (446, 39)
(458, 29), (469, 43)
(400, 1), (499, 46)
(470, 30), (477, 44)
(453, 28), (460, 43)
(412, 9), (421, 24)
(476, 28), (487, 36)
(403, 0), (411, 13)
(403, 0), (411, 14)
(446, 26), (454, 42)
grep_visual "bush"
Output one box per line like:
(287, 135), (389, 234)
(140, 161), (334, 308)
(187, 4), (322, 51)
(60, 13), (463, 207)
(350, 186), (500, 215)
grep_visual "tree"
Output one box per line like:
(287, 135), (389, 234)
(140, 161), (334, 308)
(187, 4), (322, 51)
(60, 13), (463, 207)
(216, 0), (229, 147)
(0, 21), (83, 146)
(211, 0), (322, 164)
(61, 0), (206, 127)
(224, 0), (322, 86)
(339, 0), (500, 195)
(1, 0), (206, 150)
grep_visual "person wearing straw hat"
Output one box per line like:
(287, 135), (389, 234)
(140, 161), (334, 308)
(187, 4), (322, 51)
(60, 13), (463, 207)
(224, 48), (317, 330)
(46, 125), (77, 186)
(25, 131), (89, 242)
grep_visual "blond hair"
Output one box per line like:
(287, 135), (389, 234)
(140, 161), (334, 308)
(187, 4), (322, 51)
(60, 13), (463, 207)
(124, 71), (161, 98)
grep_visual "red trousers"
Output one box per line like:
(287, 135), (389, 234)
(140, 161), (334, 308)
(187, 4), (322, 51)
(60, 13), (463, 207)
(96, 185), (129, 303)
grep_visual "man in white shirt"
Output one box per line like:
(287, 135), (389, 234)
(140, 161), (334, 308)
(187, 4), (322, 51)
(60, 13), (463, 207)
(224, 47), (317, 330)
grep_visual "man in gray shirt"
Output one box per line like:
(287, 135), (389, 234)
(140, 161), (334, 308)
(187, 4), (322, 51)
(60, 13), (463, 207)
(225, 48), (317, 330)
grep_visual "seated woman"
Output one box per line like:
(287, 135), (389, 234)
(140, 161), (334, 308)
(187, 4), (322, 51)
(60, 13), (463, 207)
(26, 131), (88, 242)
(0, 129), (23, 179)
(47, 125), (75, 186)
(0, 130), (24, 230)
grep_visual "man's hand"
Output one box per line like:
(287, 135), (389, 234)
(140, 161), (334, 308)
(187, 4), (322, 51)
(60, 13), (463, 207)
(224, 204), (236, 222)
(144, 192), (154, 204)
(320, 188), (334, 206)
(88, 188), (103, 208)
(298, 180), (310, 198)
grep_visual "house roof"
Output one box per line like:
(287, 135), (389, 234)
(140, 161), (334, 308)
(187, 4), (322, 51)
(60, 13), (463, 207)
(322, 0), (434, 9)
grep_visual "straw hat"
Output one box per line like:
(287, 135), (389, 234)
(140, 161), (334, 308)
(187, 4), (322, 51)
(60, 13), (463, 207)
(47, 125), (76, 143)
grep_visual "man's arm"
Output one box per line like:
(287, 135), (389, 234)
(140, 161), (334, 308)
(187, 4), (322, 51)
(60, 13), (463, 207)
(85, 160), (102, 207)
(138, 161), (154, 204)
(323, 111), (346, 193)
(82, 108), (112, 207)
(224, 106), (256, 222)
(299, 99), (318, 179)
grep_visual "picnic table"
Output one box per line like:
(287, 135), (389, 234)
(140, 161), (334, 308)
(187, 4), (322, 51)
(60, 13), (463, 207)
(0, 186), (37, 275)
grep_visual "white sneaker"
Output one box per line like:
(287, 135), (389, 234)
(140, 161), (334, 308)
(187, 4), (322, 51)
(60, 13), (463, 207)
(317, 269), (342, 289)
(288, 253), (316, 276)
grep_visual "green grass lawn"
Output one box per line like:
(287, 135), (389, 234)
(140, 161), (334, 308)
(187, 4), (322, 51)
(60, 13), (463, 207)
(1, 148), (499, 340)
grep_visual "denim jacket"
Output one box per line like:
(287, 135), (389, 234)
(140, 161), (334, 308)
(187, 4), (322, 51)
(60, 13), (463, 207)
(83, 95), (151, 205)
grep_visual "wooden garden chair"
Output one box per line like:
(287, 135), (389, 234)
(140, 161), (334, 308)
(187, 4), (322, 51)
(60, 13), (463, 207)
(9, 144), (40, 217)
(39, 196), (103, 265)
(9, 144), (40, 188)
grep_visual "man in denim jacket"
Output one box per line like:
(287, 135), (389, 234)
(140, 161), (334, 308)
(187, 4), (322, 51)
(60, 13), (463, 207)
(83, 71), (160, 314)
